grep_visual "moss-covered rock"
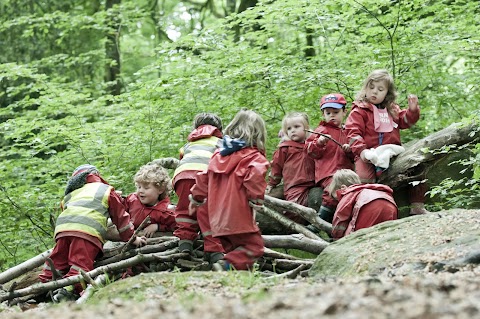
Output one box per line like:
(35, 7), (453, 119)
(309, 209), (480, 277)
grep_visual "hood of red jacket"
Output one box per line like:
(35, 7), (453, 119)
(337, 183), (393, 201)
(188, 125), (223, 141)
(209, 147), (267, 175)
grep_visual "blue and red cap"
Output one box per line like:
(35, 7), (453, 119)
(320, 93), (347, 110)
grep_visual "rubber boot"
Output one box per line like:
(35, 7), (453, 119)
(318, 205), (335, 223)
(178, 239), (193, 254)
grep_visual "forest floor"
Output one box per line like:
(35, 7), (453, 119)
(1, 265), (480, 319)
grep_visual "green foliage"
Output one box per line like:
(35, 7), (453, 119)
(0, 0), (479, 270)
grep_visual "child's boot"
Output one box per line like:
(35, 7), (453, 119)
(318, 205), (335, 223)
(178, 239), (194, 254)
(205, 252), (224, 266)
(410, 202), (429, 215)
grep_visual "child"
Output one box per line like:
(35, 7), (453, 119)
(124, 162), (177, 237)
(327, 169), (398, 240)
(189, 109), (270, 271)
(345, 69), (428, 215)
(266, 112), (316, 224)
(305, 93), (354, 223)
(172, 113), (225, 266)
(39, 164), (146, 301)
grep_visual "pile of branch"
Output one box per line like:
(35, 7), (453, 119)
(0, 195), (329, 305)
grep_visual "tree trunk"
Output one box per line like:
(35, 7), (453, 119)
(105, 0), (122, 96)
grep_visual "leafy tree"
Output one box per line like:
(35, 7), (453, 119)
(0, 0), (479, 270)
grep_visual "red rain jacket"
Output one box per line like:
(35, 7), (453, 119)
(124, 195), (176, 231)
(191, 147), (270, 237)
(332, 183), (397, 240)
(305, 121), (354, 184)
(345, 101), (420, 158)
(268, 140), (315, 204)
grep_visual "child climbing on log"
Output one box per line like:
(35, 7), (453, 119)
(266, 112), (317, 224)
(328, 169), (398, 240)
(172, 112), (225, 267)
(189, 109), (270, 271)
(345, 69), (428, 215)
(305, 93), (354, 223)
(124, 162), (177, 236)
(38, 164), (146, 302)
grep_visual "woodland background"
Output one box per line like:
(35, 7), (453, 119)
(0, 0), (479, 271)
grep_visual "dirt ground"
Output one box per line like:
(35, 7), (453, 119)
(2, 265), (480, 319)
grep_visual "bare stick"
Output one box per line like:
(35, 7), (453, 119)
(263, 234), (329, 255)
(264, 195), (332, 234)
(256, 205), (322, 240)
(120, 216), (150, 254)
(305, 129), (343, 147)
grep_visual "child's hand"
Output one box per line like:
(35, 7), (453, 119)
(341, 144), (351, 152)
(133, 236), (147, 247)
(188, 202), (198, 216)
(317, 136), (328, 146)
(143, 224), (158, 238)
(408, 94), (419, 112)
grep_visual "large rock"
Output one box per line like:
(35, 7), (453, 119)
(309, 209), (480, 277)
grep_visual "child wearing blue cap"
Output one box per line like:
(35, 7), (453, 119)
(305, 93), (355, 224)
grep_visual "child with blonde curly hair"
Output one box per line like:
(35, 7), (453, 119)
(124, 162), (176, 237)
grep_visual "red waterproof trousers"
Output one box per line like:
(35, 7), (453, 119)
(219, 231), (264, 271)
(38, 236), (100, 294)
(173, 179), (224, 253)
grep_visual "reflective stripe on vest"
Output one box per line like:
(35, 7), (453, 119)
(55, 183), (111, 243)
(173, 137), (220, 178)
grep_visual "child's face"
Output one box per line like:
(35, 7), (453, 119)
(322, 108), (346, 127)
(135, 182), (163, 206)
(365, 80), (388, 105)
(285, 117), (307, 142)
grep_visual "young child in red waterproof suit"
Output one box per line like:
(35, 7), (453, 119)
(328, 169), (398, 240)
(305, 93), (354, 223)
(266, 112), (316, 224)
(124, 162), (176, 236)
(39, 165), (146, 301)
(172, 113), (225, 266)
(189, 109), (270, 271)
(345, 69), (428, 215)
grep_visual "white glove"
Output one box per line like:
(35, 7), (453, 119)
(363, 144), (405, 169)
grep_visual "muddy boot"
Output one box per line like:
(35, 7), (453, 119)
(318, 205), (335, 223)
(307, 187), (323, 213)
(178, 240), (194, 254)
(212, 260), (231, 272)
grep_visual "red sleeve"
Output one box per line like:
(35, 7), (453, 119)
(345, 107), (368, 157)
(396, 104), (420, 129)
(245, 154), (270, 203)
(305, 128), (327, 159)
(268, 147), (286, 187)
(108, 189), (135, 242)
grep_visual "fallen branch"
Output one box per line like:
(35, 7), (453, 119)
(95, 238), (179, 267)
(264, 195), (332, 234)
(257, 205), (322, 240)
(0, 249), (52, 285)
(0, 249), (183, 302)
(263, 234), (329, 255)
